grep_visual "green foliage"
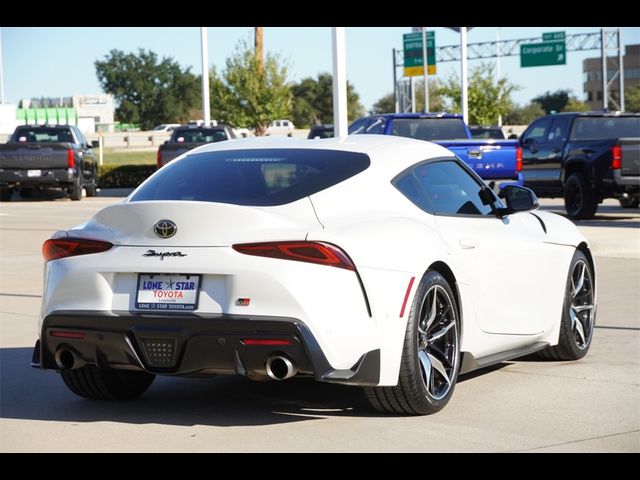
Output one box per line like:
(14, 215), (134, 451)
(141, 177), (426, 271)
(503, 102), (545, 125)
(532, 89), (570, 114)
(613, 84), (640, 112)
(438, 63), (520, 125)
(563, 97), (590, 112)
(95, 49), (200, 131)
(414, 79), (447, 113)
(98, 164), (156, 188)
(370, 93), (395, 115)
(291, 73), (365, 128)
(210, 39), (292, 134)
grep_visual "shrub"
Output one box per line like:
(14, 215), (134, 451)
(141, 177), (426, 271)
(98, 164), (156, 188)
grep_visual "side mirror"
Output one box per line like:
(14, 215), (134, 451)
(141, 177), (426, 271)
(521, 137), (534, 146)
(497, 185), (539, 216)
(91, 140), (100, 148)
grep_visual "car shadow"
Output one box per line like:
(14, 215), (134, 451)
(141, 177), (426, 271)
(3, 188), (69, 202)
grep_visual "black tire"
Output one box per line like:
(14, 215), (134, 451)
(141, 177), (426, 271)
(69, 175), (82, 201)
(60, 367), (155, 400)
(564, 172), (598, 220)
(0, 187), (12, 202)
(84, 172), (97, 197)
(19, 188), (33, 198)
(538, 250), (595, 361)
(619, 197), (639, 209)
(364, 270), (461, 415)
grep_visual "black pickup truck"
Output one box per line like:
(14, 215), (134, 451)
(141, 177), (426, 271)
(520, 112), (640, 219)
(0, 125), (98, 202)
(157, 124), (235, 169)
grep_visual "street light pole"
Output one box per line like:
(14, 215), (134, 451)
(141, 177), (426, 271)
(460, 27), (469, 124)
(422, 27), (429, 112)
(200, 27), (211, 125)
(332, 27), (348, 137)
(496, 27), (501, 126)
(0, 28), (5, 104)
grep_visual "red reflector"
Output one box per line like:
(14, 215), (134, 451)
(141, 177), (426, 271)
(241, 338), (294, 346)
(610, 145), (622, 170)
(51, 330), (86, 340)
(399, 276), (416, 318)
(515, 145), (523, 173)
(66, 149), (75, 169)
(233, 241), (355, 271)
(42, 238), (113, 262)
(157, 149), (162, 169)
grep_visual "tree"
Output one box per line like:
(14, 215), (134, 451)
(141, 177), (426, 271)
(563, 97), (590, 112)
(210, 39), (291, 135)
(623, 84), (640, 112)
(503, 102), (545, 125)
(438, 63), (520, 125)
(95, 49), (199, 130)
(290, 73), (365, 128)
(532, 89), (570, 114)
(370, 93), (395, 115)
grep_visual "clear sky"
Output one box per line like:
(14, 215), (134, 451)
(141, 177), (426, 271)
(1, 26), (638, 112)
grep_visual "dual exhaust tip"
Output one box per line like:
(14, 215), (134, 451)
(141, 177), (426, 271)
(265, 355), (297, 381)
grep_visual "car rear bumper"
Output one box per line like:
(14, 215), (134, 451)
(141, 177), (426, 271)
(1, 169), (74, 188)
(33, 310), (380, 386)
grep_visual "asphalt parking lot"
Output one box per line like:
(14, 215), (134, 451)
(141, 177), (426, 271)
(1, 192), (638, 452)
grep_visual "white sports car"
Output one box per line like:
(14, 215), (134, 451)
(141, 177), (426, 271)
(33, 135), (596, 414)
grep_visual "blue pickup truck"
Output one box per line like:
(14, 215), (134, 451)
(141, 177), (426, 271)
(349, 113), (522, 190)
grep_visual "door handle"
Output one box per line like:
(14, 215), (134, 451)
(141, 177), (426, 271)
(459, 239), (478, 250)
(582, 148), (594, 155)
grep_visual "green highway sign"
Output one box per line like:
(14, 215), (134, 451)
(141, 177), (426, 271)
(521, 39), (566, 67)
(542, 31), (565, 41)
(403, 31), (436, 76)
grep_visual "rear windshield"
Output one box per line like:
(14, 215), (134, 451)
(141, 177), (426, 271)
(173, 128), (228, 143)
(390, 118), (468, 141)
(12, 127), (74, 143)
(570, 117), (640, 140)
(130, 148), (370, 206)
(469, 127), (505, 139)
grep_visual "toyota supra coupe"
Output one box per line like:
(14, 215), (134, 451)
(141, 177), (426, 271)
(33, 135), (596, 414)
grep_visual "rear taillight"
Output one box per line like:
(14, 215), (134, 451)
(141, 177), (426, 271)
(42, 238), (113, 262)
(610, 145), (622, 170)
(51, 330), (86, 340)
(241, 338), (294, 346)
(157, 149), (162, 169)
(233, 241), (355, 271)
(515, 145), (522, 173)
(66, 149), (75, 169)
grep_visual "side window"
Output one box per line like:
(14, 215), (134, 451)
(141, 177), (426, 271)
(522, 117), (552, 144)
(366, 117), (386, 134)
(348, 117), (370, 135)
(395, 160), (499, 216)
(76, 128), (88, 146)
(546, 116), (571, 144)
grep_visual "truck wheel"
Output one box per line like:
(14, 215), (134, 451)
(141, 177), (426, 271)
(85, 173), (97, 197)
(69, 175), (82, 201)
(564, 172), (598, 220)
(619, 197), (639, 209)
(19, 188), (33, 198)
(0, 187), (12, 202)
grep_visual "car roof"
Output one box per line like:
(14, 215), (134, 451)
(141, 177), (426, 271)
(360, 112), (463, 120)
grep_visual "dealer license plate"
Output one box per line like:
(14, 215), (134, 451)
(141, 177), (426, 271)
(135, 273), (201, 311)
(27, 170), (42, 177)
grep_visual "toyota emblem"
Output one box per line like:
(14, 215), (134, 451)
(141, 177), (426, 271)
(153, 220), (177, 239)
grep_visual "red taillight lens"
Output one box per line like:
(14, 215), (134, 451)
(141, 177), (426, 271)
(515, 145), (523, 173)
(241, 338), (294, 346)
(233, 241), (355, 271)
(42, 238), (113, 262)
(50, 330), (86, 340)
(610, 145), (622, 170)
(66, 149), (75, 168)
(157, 149), (162, 169)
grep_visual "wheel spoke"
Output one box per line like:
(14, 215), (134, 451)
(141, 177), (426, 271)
(418, 350), (432, 389)
(572, 263), (585, 298)
(570, 308), (586, 345)
(427, 352), (451, 387)
(428, 319), (455, 342)
(425, 286), (438, 330)
(573, 304), (594, 313)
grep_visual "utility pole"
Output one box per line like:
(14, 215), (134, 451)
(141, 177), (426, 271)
(601, 28), (608, 110)
(422, 27), (429, 112)
(200, 27), (210, 125)
(332, 27), (348, 137)
(461, 27), (469, 124)
(496, 27), (501, 126)
(0, 28), (5, 104)
(255, 27), (264, 73)
(618, 28), (625, 111)
(392, 48), (398, 113)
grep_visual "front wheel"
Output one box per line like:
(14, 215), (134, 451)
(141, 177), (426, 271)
(61, 367), (155, 400)
(364, 270), (460, 415)
(539, 250), (595, 360)
(69, 175), (82, 201)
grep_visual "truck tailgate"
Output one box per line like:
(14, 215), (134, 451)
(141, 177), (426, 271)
(621, 138), (640, 176)
(436, 139), (519, 179)
(0, 143), (72, 170)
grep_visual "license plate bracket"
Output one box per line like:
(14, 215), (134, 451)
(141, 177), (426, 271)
(135, 273), (201, 311)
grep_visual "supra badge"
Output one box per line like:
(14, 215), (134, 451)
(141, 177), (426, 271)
(154, 220), (177, 239)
